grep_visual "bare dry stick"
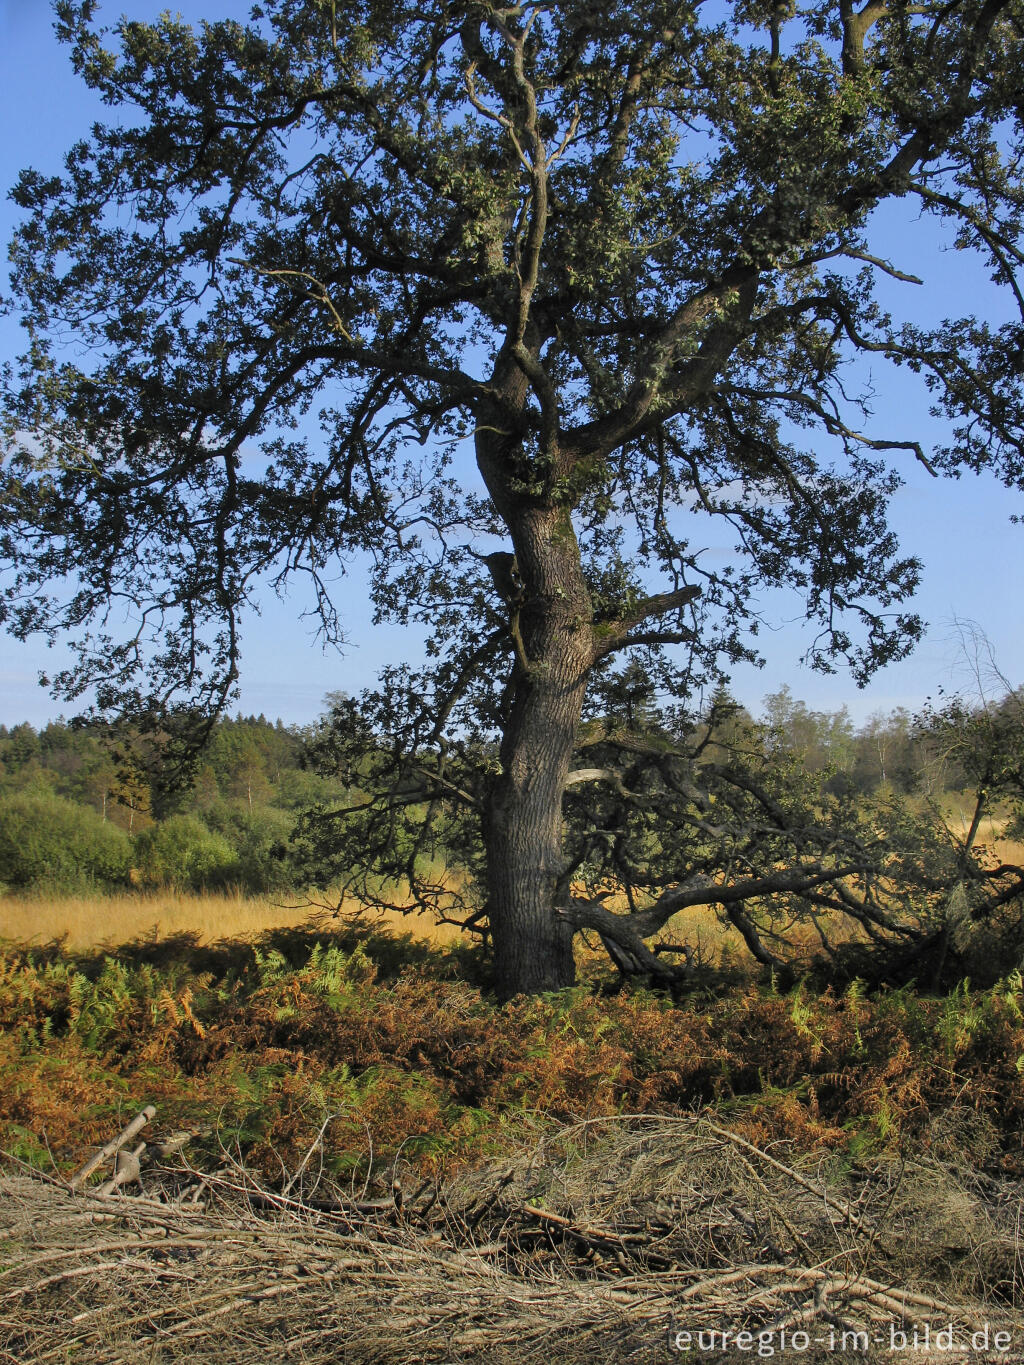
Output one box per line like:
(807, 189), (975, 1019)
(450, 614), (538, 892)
(678, 1264), (796, 1299)
(68, 1105), (156, 1191)
(730, 1149), (819, 1260)
(699, 1119), (870, 1233)
(520, 1204), (631, 1244)
(2, 1259), (130, 1301)
(848, 1271), (974, 1314)
(162, 1274), (341, 1341)
(0, 1236), (217, 1284)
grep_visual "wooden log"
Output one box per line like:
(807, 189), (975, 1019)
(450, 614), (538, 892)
(69, 1105), (156, 1191)
(97, 1142), (146, 1196)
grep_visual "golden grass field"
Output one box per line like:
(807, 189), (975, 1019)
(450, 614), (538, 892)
(936, 810), (1024, 870)
(1, 884), (738, 961)
(953, 811), (1024, 861)
(0, 888), (468, 951)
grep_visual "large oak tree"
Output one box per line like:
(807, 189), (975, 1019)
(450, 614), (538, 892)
(3, 0), (1024, 995)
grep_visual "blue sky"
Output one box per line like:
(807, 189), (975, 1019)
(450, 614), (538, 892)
(0, 0), (1020, 729)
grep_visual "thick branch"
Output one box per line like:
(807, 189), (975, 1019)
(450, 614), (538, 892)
(839, 0), (892, 74)
(592, 585), (701, 660)
(564, 269), (760, 460)
(563, 862), (869, 944)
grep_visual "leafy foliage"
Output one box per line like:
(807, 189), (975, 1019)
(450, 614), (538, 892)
(0, 712), (342, 893)
(132, 814), (239, 891)
(4, 0), (1024, 993)
(0, 790), (132, 891)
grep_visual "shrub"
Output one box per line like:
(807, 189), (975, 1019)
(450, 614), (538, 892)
(133, 814), (238, 890)
(202, 801), (295, 891)
(0, 790), (132, 891)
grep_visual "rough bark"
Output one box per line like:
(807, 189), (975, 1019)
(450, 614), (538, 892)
(484, 504), (594, 997)
(474, 350), (594, 995)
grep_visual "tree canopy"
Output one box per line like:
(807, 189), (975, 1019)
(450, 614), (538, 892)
(3, 0), (1024, 994)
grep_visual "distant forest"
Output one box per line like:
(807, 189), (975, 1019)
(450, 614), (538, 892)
(0, 710), (339, 895)
(0, 689), (1008, 897)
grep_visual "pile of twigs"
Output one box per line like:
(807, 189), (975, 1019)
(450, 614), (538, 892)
(2, 1108), (1020, 1363)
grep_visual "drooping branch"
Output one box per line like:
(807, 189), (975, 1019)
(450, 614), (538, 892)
(563, 862), (872, 944)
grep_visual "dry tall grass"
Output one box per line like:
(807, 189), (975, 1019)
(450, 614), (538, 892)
(0, 891), (875, 966)
(0, 889), (465, 950)
(938, 807), (1024, 864)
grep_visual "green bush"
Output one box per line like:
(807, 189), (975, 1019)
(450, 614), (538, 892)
(0, 790), (132, 891)
(202, 800), (295, 891)
(133, 814), (238, 890)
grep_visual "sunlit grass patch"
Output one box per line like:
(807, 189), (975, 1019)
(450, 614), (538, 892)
(0, 888), (466, 951)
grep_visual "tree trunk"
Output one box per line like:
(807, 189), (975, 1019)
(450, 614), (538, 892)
(485, 507), (594, 998)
